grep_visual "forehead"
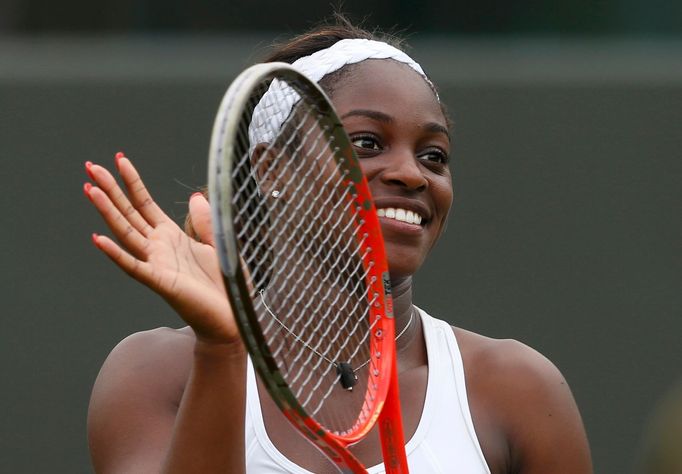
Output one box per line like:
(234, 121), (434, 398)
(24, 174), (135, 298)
(328, 59), (444, 124)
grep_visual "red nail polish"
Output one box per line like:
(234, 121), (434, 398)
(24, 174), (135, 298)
(85, 161), (95, 180)
(83, 182), (93, 201)
(115, 151), (126, 167)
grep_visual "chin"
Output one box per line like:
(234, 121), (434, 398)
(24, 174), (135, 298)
(385, 248), (426, 281)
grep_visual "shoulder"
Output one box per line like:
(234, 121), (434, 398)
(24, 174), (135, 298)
(87, 327), (197, 473)
(453, 327), (593, 473)
(455, 327), (567, 399)
(99, 327), (194, 382)
(89, 326), (195, 421)
(105, 325), (195, 364)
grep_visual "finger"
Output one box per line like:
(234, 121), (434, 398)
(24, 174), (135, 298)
(86, 160), (156, 237)
(115, 153), (169, 228)
(92, 233), (156, 287)
(86, 183), (151, 260)
(188, 192), (215, 247)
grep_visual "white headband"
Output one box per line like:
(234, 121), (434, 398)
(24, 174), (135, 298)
(288, 38), (435, 93)
(248, 38), (436, 154)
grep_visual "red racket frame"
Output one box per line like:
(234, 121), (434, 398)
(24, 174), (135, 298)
(210, 63), (409, 473)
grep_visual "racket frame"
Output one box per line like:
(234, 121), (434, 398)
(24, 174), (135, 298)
(209, 62), (408, 473)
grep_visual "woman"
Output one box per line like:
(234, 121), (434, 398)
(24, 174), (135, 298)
(84, 19), (593, 474)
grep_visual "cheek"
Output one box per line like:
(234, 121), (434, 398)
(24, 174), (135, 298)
(359, 163), (384, 198)
(433, 176), (454, 211)
(358, 160), (379, 181)
(429, 177), (453, 243)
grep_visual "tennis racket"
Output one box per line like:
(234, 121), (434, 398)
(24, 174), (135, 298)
(208, 62), (409, 473)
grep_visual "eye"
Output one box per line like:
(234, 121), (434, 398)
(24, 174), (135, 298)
(350, 134), (381, 154)
(419, 147), (449, 165)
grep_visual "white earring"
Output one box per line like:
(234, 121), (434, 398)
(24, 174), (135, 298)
(271, 190), (281, 199)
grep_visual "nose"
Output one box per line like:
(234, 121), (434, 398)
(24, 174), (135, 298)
(379, 148), (428, 192)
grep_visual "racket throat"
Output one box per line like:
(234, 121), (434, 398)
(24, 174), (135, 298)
(336, 362), (358, 390)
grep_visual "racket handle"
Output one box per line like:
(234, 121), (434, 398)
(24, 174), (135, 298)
(378, 355), (410, 473)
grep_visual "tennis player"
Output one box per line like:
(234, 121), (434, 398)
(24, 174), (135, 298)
(84, 17), (593, 474)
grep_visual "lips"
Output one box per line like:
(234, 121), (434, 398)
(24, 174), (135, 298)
(373, 198), (431, 227)
(376, 207), (423, 225)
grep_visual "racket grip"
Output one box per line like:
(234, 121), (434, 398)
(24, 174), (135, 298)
(378, 355), (410, 473)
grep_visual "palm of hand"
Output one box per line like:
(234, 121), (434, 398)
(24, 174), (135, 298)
(147, 222), (238, 342)
(85, 155), (240, 345)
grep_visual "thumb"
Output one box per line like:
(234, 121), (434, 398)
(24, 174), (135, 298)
(188, 192), (215, 247)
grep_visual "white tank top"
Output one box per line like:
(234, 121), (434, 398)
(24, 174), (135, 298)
(245, 308), (491, 473)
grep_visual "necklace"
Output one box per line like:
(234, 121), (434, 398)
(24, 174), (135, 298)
(259, 289), (414, 390)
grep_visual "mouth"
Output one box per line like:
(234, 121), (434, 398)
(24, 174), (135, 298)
(372, 197), (432, 232)
(376, 207), (426, 226)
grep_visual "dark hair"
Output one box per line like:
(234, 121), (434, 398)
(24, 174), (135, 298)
(261, 15), (409, 97)
(262, 16), (404, 64)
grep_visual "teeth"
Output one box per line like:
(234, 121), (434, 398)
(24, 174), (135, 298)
(377, 207), (424, 225)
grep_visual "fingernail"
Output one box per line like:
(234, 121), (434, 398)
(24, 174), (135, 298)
(91, 233), (100, 247)
(115, 151), (126, 168)
(85, 161), (95, 180)
(83, 182), (93, 201)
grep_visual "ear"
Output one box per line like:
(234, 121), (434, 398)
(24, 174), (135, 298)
(251, 143), (290, 199)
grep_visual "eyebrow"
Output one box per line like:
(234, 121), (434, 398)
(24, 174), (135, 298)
(341, 109), (393, 123)
(340, 109), (450, 140)
(424, 122), (450, 140)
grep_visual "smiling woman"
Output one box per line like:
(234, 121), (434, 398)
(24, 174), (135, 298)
(83, 16), (593, 474)
(330, 59), (453, 279)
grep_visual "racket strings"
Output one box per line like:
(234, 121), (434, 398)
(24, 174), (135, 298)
(236, 151), (349, 293)
(232, 111), (316, 229)
(259, 234), (371, 393)
(272, 255), (371, 382)
(262, 242), (362, 353)
(233, 107), (340, 281)
(231, 76), (378, 434)
(234, 104), (319, 210)
(258, 275), (376, 429)
(274, 244), (373, 371)
(244, 162), (348, 270)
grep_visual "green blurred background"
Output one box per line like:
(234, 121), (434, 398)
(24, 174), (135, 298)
(1, 2), (680, 473)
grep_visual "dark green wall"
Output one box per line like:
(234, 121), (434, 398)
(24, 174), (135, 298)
(0, 36), (680, 473)
(4, 0), (682, 35)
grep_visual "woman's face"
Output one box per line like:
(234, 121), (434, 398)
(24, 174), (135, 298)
(330, 59), (453, 279)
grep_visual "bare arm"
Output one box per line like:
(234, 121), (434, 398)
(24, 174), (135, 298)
(88, 329), (247, 474)
(491, 340), (593, 473)
(85, 154), (247, 473)
(460, 331), (592, 474)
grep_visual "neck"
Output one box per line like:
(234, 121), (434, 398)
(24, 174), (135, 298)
(390, 276), (413, 316)
(389, 276), (418, 352)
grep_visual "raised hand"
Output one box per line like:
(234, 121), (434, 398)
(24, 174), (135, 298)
(84, 152), (240, 346)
